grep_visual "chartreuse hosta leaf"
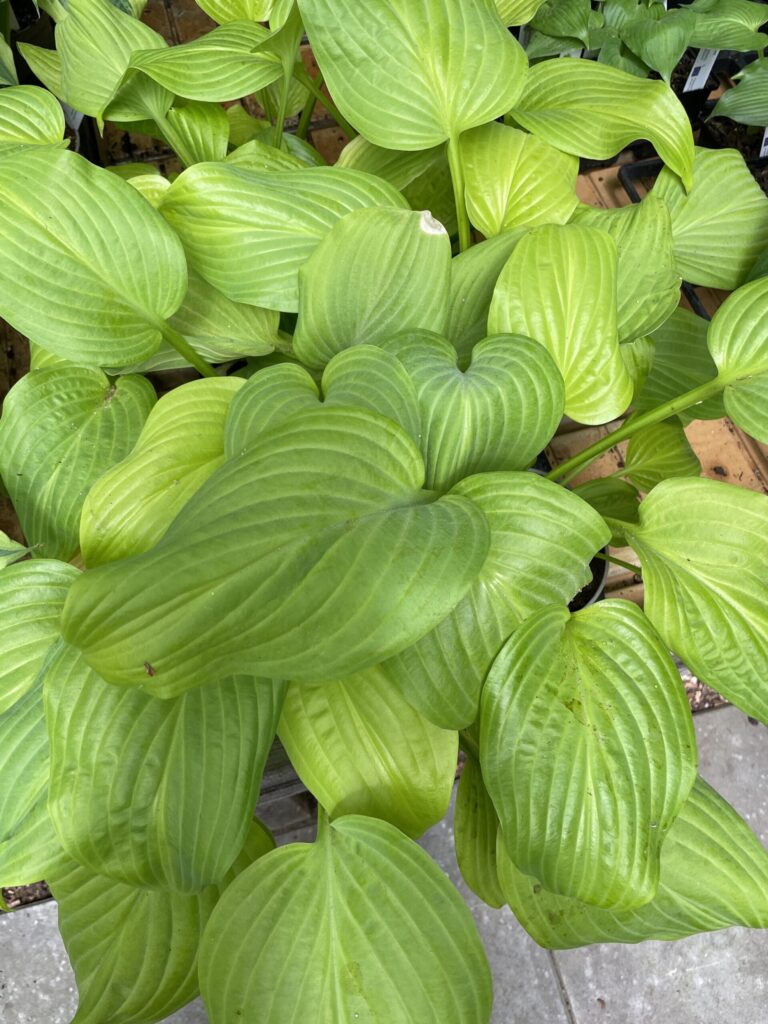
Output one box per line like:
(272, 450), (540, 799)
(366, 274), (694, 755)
(159, 162), (405, 312)
(446, 230), (526, 367)
(496, 0), (548, 24)
(498, 777), (768, 947)
(0, 36), (18, 87)
(129, 22), (283, 103)
(0, 533), (29, 571)
(299, 0), (527, 150)
(0, 85), (65, 155)
(0, 148), (187, 367)
(199, 815), (492, 1024)
(382, 331), (564, 491)
(634, 307), (724, 424)
(620, 335), (655, 402)
(226, 137), (306, 172)
(573, 478), (640, 547)
(707, 275), (768, 441)
(45, 640), (283, 891)
(381, 473), (609, 729)
(278, 670), (456, 838)
(488, 223), (634, 425)
(81, 378), (243, 567)
(623, 421), (701, 492)
(624, 478), (768, 723)
(50, 822), (274, 1024)
(160, 99), (231, 167)
(482, 601), (697, 910)
(570, 195), (680, 343)
(509, 59), (694, 190)
(652, 148), (768, 290)
(460, 122), (579, 236)
(455, 755), (504, 908)
(62, 407), (489, 696)
(196, 0), (274, 20)
(0, 561), (78, 717)
(292, 208), (452, 369)
(0, 368), (155, 561)
(712, 57), (768, 127)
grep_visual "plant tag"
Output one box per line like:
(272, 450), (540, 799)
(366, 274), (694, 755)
(761, 128), (768, 159)
(683, 48), (719, 93)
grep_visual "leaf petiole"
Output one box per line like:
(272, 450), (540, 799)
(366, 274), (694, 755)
(160, 324), (217, 378)
(447, 133), (471, 253)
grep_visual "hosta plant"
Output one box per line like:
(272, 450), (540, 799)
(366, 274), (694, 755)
(3, 1), (768, 1022)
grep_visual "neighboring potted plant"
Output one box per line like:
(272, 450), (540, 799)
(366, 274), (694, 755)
(3, 2), (768, 1023)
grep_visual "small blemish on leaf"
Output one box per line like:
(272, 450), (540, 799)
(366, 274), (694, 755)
(144, 661), (156, 677)
(419, 210), (446, 236)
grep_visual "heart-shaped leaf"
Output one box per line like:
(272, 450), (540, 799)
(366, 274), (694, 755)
(299, 0), (527, 149)
(571, 194), (680, 343)
(80, 378), (243, 568)
(0, 148), (188, 366)
(129, 22), (284, 102)
(381, 473), (610, 729)
(623, 420), (701, 492)
(0, 85), (65, 155)
(62, 407), (490, 695)
(455, 755), (504, 908)
(634, 307), (724, 423)
(707, 275), (768, 441)
(292, 207), (452, 369)
(50, 822), (274, 1024)
(509, 58), (694, 189)
(488, 223), (634, 424)
(652, 147), (768, 289)
(160, 162), (405, 312)
(382, 331), (564, 491)
(199, 815), (492, 1024)
(45, 641), (283, 891)
(447, 230), (526, 367)
(224, 348), (421, 456)
(278, 670), (457, 838)
(460, 121), (579, 236)
(621, 12), (691, 81)
(497, 776), (768, 947)
(624, 477), (768, 722)
(0, 561), (79, 715)
(481, 600), (697, 909)
(0, 368), (155, 561)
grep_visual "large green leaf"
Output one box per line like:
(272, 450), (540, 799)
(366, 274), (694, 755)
(0, 561), (78, 715)
(531, 0), (592, 45)
(161, 100), (231, 167)
(0, 85), (65, 155)
(455, 755), (504, 908)
(488, 223), (634, 424)
(0, 148), (187, 366)
(652, 147), (768, 289)
(687, 0), (768, 50)
(0, 368), (155, 561)
(62, 407), (490, 696)
(81, 378), (243, 567)
(199, 815), (492, 1024)
(509, 58), (694, 190)
(45, 641), (282, 890)
(481, 600), (697, 909)
(129, 23), (283, 103)
(224, 348), (421, 455)
(299, 0), (527, 149)
(498, 777), (768, 947)
(292, 208), (452, 369)
(381, 473), (610, 729)
(623, 420), (701, 492)
(160, 162), (405, 312)
(633, 307), (724, 423)
(496, 0), (548, 24)
(624, 477), (768, 723)
(278, 671), (456, 837)
(460, 121), (579, 237)
(570, 195), (680, 343)
(446, 230), (526, 367)
(621, 12), (691, 82)
(50, 822), (274, 1024)
(712, 56), (768, 126)
(707, 275), (768, 441)
(381, 331), (564, 491)
(196, 0), (274, 21)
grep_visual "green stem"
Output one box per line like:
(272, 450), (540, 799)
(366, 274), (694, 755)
(459, 729), (480, 762)
(296, 68), (323, 140)
(594, 551), (642, 574)
(447, 133), (471, 253)
(161, 325), (217, 378)
(546, 379), (724, 483)
(317, 805), (331, 841)
(272, 70), (291, 148)
(293, 63), (356, 138)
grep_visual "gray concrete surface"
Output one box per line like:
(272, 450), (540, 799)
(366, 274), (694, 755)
(0, 706), (766, 1024)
